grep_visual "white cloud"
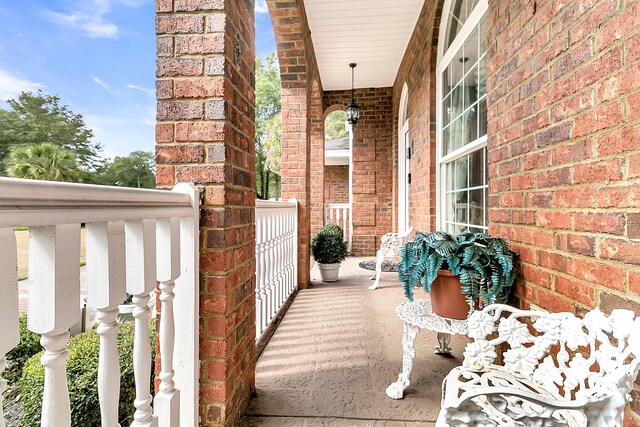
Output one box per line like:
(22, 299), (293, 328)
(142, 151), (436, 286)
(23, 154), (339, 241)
(127, 84), (154, 96)
(43, 0), (147, 39)
(91, 76), (113, 93)
(84, 106), (155, 158)
(255, 0), (269, 14)
(0, 70), (44, 102)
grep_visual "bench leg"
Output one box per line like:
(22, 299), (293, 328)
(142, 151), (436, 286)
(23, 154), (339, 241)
(435, 332), (452, 355)
(385, 322), (419, 399)
(368, 250), (385, 290)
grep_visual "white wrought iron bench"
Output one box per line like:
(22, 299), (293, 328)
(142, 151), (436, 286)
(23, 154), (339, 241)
(437, 304), (640, 427)
(369, 226), (413, 290)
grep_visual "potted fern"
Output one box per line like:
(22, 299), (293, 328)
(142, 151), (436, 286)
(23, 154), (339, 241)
(312, 224), (348, 282)
(398, 231), (517, 319)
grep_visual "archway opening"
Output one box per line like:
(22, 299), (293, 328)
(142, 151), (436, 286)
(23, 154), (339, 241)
(323, 109), (352, 251)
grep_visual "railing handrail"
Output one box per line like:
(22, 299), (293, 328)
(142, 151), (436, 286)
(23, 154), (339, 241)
(0, 178), (194, 226)
(255, 199), (297, 209)
(0, 177), (192, 207)
(325, 202), (351, 208)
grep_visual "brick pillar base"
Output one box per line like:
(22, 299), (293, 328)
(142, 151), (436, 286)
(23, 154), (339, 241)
(156, 0), (256, 425)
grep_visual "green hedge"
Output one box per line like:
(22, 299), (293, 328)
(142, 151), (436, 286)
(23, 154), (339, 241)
(21, 321), (156, 426)
(5, 314), (42, 384)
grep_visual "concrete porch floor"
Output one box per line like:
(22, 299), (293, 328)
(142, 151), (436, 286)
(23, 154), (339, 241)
(241, 257), (468, 426)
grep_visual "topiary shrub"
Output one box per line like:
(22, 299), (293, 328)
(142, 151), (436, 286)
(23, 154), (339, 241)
(5, 314), (42, 384)
(311, 224), (348, 264)
(21, 321), (156, 426)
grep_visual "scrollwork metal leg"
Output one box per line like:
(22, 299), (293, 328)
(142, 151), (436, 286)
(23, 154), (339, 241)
(369, 250), (385, 290)
(386, 322), (419, 399)
(435, 332), (452, 355)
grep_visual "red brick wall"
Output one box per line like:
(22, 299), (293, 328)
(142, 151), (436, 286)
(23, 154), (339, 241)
(486, 0), (640, 318)
(486, 1), (640, 421)
(324, 165), (349, 203)
(155, 0), (256, 425)
(389, 1), (442, 234)
(324, 88), (393, 256)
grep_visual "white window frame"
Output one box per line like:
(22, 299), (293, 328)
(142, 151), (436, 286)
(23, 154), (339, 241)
(436, 0), (489, 233)
(398, 83), (410, 233)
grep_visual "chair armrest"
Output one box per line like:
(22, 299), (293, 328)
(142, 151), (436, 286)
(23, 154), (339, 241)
(439, 367), (595, 425)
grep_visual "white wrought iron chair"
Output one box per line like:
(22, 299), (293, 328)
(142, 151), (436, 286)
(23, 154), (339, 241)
(437, 304), (640, 427)
(369, 226), (413, 290)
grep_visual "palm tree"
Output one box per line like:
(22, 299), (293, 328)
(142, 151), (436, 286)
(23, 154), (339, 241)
(5, 142), (83, 182)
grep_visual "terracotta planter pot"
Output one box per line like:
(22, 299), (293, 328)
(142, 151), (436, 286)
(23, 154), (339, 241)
(430, 269), (470, 320)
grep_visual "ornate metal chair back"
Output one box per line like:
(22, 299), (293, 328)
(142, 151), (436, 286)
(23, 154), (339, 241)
(464, 304), (640, 418)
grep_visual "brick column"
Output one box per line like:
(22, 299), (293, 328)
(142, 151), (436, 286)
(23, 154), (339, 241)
(280, 87), (312, 288)
(268, 0), (320, 289)
(155, 1), (256, 426)
(310, 81), (325, 238)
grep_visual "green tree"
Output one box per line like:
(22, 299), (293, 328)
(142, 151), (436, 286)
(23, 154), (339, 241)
(264, 112), (281, 174)
(262, 112), (282, 197)
(94, 151), (155, 188)
(255, 54), (282, 199)
(5, 142), (83, 182)
(0, 90), (102, 172)
(325, 110), (348, 141)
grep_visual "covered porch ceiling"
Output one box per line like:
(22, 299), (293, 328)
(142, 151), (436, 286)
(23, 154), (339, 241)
(304, 0), (425, 91)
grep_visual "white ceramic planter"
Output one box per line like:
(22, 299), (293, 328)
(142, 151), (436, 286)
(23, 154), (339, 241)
(317, 262), (341, 282)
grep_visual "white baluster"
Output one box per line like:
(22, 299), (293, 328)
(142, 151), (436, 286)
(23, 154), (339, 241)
(86, 221), (127, 427)
(28, 224), (81, 427)
(287, 211), (293, 297)
(276, 211), (283, 307)
(268, 211), (276, 320)
(343, 208), (348, 235)
(154, 217), (180, 427)
(280, 211), (286, 303)
(259, 212), (266, 333)
(292, 199), (299, 293)
(265, 212), (273, 325)
(255, 210), (263, 338)
(125, 219), (158, 427)
(0, 229), (18, 427)
(171, 183), (199, 427)
(257, 211), (267, 337)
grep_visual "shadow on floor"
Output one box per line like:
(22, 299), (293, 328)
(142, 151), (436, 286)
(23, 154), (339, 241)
(240, 257), (468, 427)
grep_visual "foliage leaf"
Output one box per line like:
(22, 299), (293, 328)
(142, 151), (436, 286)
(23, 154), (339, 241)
(397, 231), (519, 309)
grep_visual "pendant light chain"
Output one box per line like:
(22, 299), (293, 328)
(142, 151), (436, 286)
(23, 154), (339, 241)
(351, 65), (355, 103)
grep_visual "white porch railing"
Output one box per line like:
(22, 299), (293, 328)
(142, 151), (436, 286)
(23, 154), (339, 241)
(0, 178), (199, 427)
(254, 199), (298, 340)
(324, 202), (352, 252)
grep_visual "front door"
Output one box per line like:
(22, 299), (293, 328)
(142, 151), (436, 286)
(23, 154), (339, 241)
(398, 121), (410, 233)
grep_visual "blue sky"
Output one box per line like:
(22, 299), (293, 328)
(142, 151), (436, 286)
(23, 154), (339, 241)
(0, 0), (276, 159)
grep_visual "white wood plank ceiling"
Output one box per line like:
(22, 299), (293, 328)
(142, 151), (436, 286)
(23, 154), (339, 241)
(303, 0), (425, 91)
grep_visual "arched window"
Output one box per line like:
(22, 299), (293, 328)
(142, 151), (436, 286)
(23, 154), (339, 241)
(398, 83), (410, 233)
(437, 0), (488, 234)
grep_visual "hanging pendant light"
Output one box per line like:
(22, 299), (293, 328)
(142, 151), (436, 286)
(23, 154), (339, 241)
(346, 63), (360, 127)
